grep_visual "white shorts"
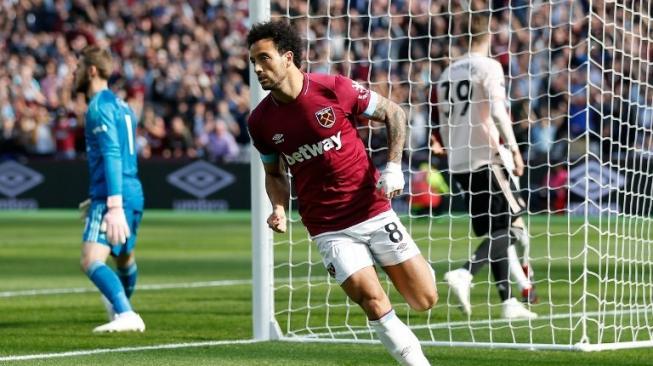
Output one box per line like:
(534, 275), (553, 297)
(313, 210), (421, 284)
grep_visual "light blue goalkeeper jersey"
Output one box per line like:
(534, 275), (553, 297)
(85, 89), (144, 210)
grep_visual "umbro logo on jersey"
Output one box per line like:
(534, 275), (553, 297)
(315, 106), (336, 128)
(272, 133), (284, 144)
(283, 131), (342, 166)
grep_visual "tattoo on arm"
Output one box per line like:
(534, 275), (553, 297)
(367, 95), (407, 164)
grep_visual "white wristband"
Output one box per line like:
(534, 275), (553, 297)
(385, 162), (402, 173)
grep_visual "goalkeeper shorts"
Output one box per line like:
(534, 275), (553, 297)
(453, 165), (526, 237)
(83, 200), (143, 257)
(313, 210), (421, 284)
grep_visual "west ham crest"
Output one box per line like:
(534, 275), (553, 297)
(315, 106), (336, 128)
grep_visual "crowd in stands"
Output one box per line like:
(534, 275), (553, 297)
(1, 0), (249, 162)
(1, 0), (650, 167)
(274, 0), (651, 165)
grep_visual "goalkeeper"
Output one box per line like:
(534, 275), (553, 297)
(247, 21), (436, 365)
(75, 46), (145, 333)
(431, 13), (537, 320)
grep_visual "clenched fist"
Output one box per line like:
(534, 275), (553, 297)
(267, 206), (287, 233)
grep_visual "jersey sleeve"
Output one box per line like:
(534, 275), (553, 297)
(247, 114), (278, 164)
(483, 61), (518, 149)
(430, 86), (443, 144)
(93, 101), (123, 197)
(483, 62), (508, 104)
(334, 75), (379, 118)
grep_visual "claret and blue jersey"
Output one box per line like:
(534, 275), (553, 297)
(248, 73), (389, 236)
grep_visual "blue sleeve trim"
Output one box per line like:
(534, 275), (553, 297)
(362, 91), (379, 118)
(260, 152), (278, 164)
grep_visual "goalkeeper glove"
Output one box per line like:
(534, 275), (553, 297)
(100, 195), (130, 245)
(376, 162), (404, 199)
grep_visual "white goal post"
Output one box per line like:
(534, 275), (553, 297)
(250, 0), (653, 351)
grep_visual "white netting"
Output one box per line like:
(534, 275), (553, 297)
(265, 0), (653, 350)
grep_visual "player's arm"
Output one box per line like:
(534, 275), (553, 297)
(429, 87), (446, 157)
(486, 67), (524, 176)
(95, 104), (130, 245)
(430, 134), (445, 156)
(335, 75), (405, 198)
(364, 93), (407, 199)
(249, 119), (289, 233)
(263, 156), (289, 233)
(365, 94), (407, 164)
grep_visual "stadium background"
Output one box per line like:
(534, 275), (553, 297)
(2, 0), (650, 212)
(1, 0), (653, 365)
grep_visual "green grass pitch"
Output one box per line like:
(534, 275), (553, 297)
(0, 210), (652, 365)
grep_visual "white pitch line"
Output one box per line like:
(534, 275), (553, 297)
(0, 339), (260, 362)
(0, 279), (252, 298)
(0, 276), (315, 298)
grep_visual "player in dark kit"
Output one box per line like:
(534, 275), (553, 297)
(247, 21), (436, 366)
(433, 13), (537, 320)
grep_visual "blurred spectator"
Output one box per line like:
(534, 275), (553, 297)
(191, 102), (207, 138)
(142, 108), (167, 157)
(0, 0), (647, 170)
(199, 117), (240, 162)
(0, 0), (250, 161)
(531, 117), (558, 158)
(0, 115), (24, 159)
(135, 125), (151, 159)
(53, 108), (77, 160)
(166, 115), (195, 159)
(545, 165), (569, 214)
(32, 105), (55, 156)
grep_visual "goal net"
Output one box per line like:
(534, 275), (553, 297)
(253, 0), (653, 350)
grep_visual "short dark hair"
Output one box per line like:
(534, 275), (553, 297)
(247, 20), (303, 68)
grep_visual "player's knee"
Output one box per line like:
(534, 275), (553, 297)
(80, 257), (103, 274)
(80, 257), (92, 273)
(359, 295), (388, 318)
(427, 289), (439, 309)
(408, 289), (438, 312)
(115, 253), (135, 268)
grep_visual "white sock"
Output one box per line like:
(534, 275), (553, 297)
(508, 245), (531, 291)
(369, 310), (430, 366)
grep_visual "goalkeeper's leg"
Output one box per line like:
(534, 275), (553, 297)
(115, 209), (142, 299)
(115, 252), (138, 299)
(485, 164), (537, 304)
(341, 266), (431, 366)
(510, 218), (538, 303)
(81, 202), (133, 317)
(80, 243), (133, 316)
(81, 203), (144, 332)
